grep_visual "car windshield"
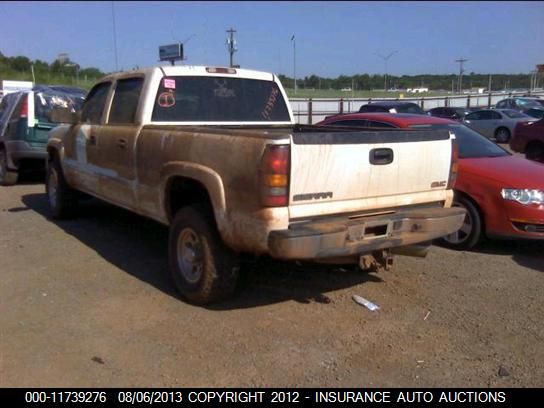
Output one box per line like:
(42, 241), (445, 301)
(517, 99), (542, 108)
(408, 123), (509, 159)
(502, 110), (530, 118)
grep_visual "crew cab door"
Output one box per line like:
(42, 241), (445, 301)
(62, 81), (112, 194)
(98, 77), (144, 207)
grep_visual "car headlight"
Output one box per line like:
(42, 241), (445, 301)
(501, 189), (544, 205)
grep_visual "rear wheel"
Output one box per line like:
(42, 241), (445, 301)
(46, 156), (78, 219)
(494, 127), (511, 143)
(525, 143), (544, 163)
(169, 206), (239, 305)
(0, 148), (18, 186)
(440, 195), (484, 250)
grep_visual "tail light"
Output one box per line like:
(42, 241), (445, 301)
(447, 137), (459, 189)
(19, 95), (28, 118)
(259, 145), (290, 207)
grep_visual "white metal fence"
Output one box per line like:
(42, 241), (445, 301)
(289, 91), (544, 124)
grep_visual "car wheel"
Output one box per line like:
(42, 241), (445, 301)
(494, 127), (511, 144)
(525, 143), (544, 163)
(169, 206), (239, 305)
(0, 148), (18, 186)
(439, 195), (484, 250)
(46, 156), (78, 219)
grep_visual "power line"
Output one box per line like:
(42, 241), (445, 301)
(375, 50), (398, 91)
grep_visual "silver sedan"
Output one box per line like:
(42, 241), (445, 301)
(462, 109), (536, 143)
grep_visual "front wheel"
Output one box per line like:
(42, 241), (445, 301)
(0, 148), (18, 186)
(168, 206), (239, 305)
(439, 195), (484, 250)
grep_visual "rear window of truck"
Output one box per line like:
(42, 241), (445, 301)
(151, 76), (290, 122)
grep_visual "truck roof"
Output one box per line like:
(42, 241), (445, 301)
(100, 65), (277, 82)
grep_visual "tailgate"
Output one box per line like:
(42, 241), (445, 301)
(289, 129), (453, 216)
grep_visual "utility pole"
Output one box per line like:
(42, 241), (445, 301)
(226, 28), (237, 67)
(375, 51), (398, 92)
(111, 1), (119, 71)
(488, 74), (492, 92)
(291, 34), (296, 94)
(455, 58), (468, 94)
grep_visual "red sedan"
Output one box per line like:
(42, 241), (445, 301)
(510, 118), (544, 163)
(317, 113), (544, 249)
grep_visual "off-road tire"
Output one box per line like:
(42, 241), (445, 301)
(46, 156), (78, 219)
(0, 148), (18, 186)
(169, 206), (239, 305)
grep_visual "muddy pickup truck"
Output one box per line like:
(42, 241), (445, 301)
(46, 65), (465, 304)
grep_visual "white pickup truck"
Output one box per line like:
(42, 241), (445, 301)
(46, 65), (465, 304)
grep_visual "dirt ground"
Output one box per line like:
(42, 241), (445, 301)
(1, 181), (543, 388)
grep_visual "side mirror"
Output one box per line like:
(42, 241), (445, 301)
(50, 107), (80, 124)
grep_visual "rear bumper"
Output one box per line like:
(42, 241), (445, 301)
(268, 206), (466, 260)
(5, 140), (47, 169)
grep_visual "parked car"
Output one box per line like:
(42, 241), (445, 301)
(358, 101), (425, 114)
(0, 85), (85, 185)
(317, 112), (544, 249)
(510, 118), (544, 163)
(462, 108), (536, 143)
(495, 97), (544, 118)
(427, 106), (477, 121)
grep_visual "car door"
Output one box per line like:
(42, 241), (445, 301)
(62, 81), (112, 195)
(97, 76), (144, 208)
(464, 111), (494, 138)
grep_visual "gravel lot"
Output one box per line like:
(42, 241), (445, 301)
(1, 178), (543, 388)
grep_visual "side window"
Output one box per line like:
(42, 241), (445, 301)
(81, 82), (111, 124)
(108, 77), (144, 124)
(327, 119), (368, 127)
(479, 111), (493, 120)
(490, 111), (502, 120)
(466, 112), (480, 120)
(496, 101), (506, 109)
(366, 120), (396, 128)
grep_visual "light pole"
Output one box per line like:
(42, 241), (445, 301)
(375, 50), (398, 92)
(111, 1), (119, 71)
(291, 34), (296, 94)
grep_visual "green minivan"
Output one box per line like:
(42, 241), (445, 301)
(0, 85), (85, 185)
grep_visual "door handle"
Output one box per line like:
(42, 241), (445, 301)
(369, 148), (394, 165)
(88, 135), (96, 145)
(117, 138), (127, 148)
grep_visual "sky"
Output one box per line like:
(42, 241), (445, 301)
(1, 1), (543, 77)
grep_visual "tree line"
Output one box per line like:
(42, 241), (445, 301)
(278, 72), (535, 92)
(0, 52), (105, 88)
(0, 51), (535, 92)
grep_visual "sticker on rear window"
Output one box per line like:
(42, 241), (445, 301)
(164, 79), (176, 89)
(158, 91), (175, 108)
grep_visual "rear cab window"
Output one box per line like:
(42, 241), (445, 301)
(151, 76), (290, 123)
